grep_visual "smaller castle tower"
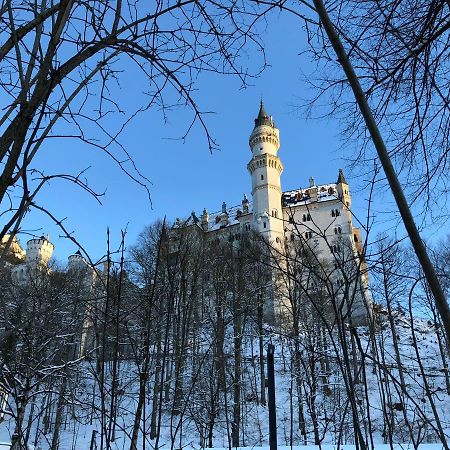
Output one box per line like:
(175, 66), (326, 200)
(26, 236), (54, 266)
(336, 169), (351, 209)
(68, 250), (86, 270)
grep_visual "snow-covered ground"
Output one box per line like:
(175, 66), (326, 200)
(1, 312), (449, 449)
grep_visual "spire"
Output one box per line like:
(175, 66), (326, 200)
(254, 100), (274, 128)
(337, 168), (348, 184)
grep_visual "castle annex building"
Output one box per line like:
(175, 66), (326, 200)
(174, 102), (371, 324)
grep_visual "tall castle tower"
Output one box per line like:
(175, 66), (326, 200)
(247, 102), (284, 244)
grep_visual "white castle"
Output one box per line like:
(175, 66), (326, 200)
(174, 102), (371, 325)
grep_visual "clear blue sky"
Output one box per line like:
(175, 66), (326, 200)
(12, 10), (433, 264)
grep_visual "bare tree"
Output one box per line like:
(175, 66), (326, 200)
(0, 0), (268, 262)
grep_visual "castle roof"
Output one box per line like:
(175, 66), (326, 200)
(174, 202), (252, 233)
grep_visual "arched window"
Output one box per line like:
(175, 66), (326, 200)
(302, 214), (306, 222)
(272, 209), (278, 218)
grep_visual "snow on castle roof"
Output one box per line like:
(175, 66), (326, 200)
(282, 183), (338, 208)
(173, 201), (253, 232)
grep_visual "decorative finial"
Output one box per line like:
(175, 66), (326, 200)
(309, 176), (315, 187)
(222, 201), (227, 213)
(242, 194), (249, 213)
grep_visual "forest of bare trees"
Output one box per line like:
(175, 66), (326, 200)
(0, 219), (449, 449)
(1, 0), (450, 448)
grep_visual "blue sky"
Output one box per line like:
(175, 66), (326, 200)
(11, 10), (425, 263)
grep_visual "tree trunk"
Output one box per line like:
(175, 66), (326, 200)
(50, 376), (68, 450)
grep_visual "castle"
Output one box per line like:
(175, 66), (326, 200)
(173, 102), (371, 325)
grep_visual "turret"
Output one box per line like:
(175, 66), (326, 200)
(26, 235), (54, 266)
(247, 101), (284, 243)
(336, 169), (351, 209)
(68, 250), (86, 270)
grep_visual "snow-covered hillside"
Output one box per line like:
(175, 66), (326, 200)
(1, 309), (449, 450)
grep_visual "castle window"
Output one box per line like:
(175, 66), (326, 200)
(245, 223), (251, 231)
(263, 222), (267, 229)
(261, 174), (264, 181)
(334, 226), (342, 234)
(302, 214), (306, 222)
(276, 237), (281, 243)
(305, 231), (313, 240)
(306, 213), (311, 221)
(331, 209), (340, 217)
(354, 234), (358, 242)
(289, 216), (294, 224)
(272, 209), (278, 218)
(290, 234), (295, 241)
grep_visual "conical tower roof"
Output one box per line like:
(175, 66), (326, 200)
(254, 100), (274, 128)
(337, 168), (348, 184)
